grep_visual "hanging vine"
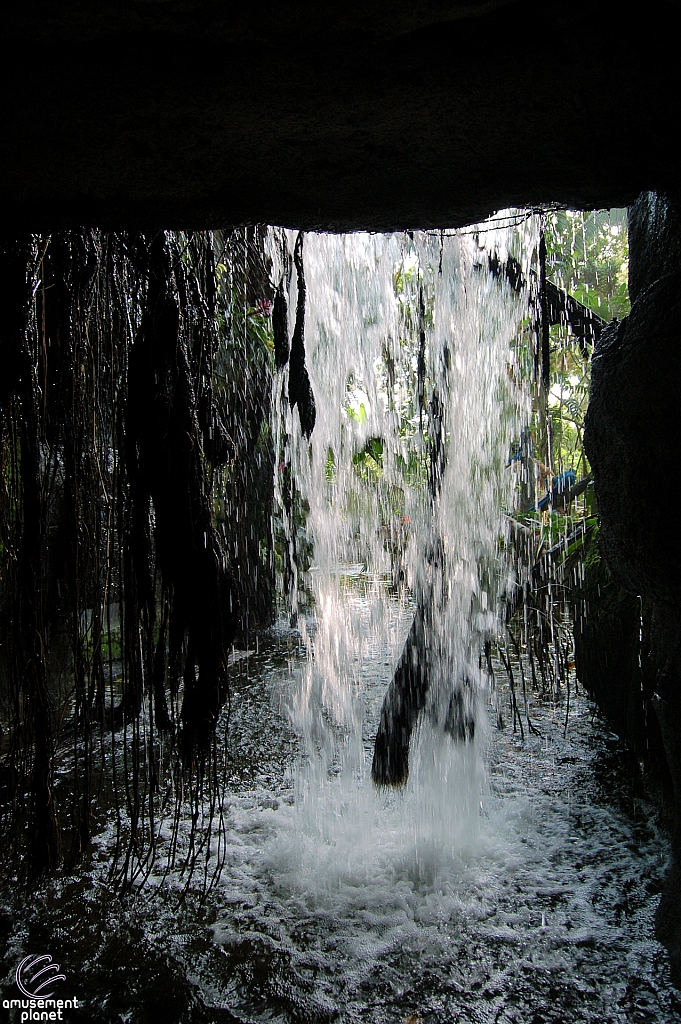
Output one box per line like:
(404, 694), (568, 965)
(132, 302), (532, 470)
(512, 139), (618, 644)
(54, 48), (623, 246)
(0, 228), (279, 887)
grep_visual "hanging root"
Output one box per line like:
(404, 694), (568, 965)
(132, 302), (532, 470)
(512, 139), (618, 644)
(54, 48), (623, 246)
(125, 232), (238, 767)
(287, 231), (316, 438)
(0, 226), (279, 883)
(1, 233), (60, 874)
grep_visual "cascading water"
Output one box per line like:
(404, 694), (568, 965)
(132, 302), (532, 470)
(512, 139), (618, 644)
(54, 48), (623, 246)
(270, 221), (533, 880)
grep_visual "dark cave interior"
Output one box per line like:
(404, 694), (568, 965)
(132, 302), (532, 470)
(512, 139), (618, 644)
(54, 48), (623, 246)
(2, 0), (681, 994)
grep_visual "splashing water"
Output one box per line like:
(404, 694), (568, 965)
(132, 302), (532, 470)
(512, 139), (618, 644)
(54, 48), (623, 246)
(271, 219), (534, 885)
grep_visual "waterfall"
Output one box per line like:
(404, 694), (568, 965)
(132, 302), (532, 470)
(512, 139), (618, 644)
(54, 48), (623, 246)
(271, 217), (535, 880)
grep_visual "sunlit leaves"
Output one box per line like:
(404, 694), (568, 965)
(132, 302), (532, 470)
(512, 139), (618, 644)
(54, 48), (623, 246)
(545, 209), (630, 323)
(543, 208), (629, 476)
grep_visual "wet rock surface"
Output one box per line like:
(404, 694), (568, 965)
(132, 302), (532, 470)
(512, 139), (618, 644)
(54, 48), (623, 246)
(1, 2), (680, 230)
(585, 190), (681, 980)
(571, 533), (667, 775)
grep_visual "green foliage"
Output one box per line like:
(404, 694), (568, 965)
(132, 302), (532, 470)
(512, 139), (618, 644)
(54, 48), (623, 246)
(520, 504), (597, 557)
(352, 437), (383, 483)
(544, 209), (630, 478)
(79, 625), (122, 664)
(325, 446), (336, 483)
(331, 250), (438, 533)
(545, 208), (630, 323)
(212, 233), (277, 630)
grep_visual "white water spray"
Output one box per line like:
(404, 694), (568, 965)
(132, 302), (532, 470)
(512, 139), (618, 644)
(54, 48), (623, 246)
(272, 218), (535, 883)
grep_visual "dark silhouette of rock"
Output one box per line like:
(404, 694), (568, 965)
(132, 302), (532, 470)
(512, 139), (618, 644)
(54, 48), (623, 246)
(371, 603), (476, 787)
(1, 2), (680, 231)
(372, 607), (430, 787)
(585, 190), (681, 982)
(571, 533), (667, 774)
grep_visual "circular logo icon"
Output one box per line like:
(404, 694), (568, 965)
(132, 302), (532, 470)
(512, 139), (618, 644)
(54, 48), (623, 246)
(15, 955), (66, 999)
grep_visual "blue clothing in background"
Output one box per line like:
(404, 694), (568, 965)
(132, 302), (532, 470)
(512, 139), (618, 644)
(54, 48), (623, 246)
(536, 469), (577, 511)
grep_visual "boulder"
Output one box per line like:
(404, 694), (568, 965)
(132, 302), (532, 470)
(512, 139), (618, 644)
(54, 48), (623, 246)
(585, 190), (681, 981)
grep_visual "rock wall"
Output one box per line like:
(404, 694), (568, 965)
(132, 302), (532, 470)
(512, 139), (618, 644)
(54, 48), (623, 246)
(2, 1), (681, 230)
(585, 190), (681, 978)
(571, 532), (667, 775)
